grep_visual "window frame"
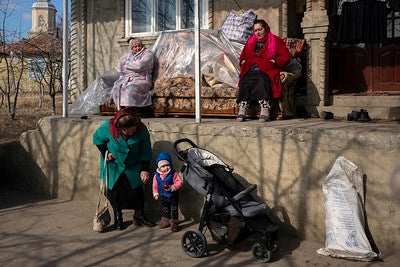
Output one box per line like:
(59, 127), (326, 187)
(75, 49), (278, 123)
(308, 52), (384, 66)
(125, 0), (208, 37)
(387, 10), (400, 41)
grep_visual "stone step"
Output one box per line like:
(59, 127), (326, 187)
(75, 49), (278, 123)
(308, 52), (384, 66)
(329, 95), (400, 107)
(296, 95), (400, 120)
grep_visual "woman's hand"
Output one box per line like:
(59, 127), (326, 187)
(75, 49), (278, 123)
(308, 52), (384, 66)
(106, 152), (116, 161)
(140, 171), (150, 184)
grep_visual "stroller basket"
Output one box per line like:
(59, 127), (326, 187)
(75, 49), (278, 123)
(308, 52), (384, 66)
(174, 138), (278, 263)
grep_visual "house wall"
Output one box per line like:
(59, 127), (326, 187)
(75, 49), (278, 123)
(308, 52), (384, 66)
(68, 0), (400, 120)
(68, 0), (294, 100)
(69, 0), (125, 101)
(212, 1), (284, 36)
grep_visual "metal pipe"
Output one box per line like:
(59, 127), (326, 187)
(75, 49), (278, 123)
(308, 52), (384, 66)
(62, 0), (68, 117)
(194, 0), (201, 123)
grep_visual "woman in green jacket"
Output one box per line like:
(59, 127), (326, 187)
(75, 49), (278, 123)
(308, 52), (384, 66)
(93, 108), (155, 230)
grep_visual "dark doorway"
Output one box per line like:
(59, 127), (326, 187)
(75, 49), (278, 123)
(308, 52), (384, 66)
(328, 0), (400, 94)
(330, 43), (400, 93)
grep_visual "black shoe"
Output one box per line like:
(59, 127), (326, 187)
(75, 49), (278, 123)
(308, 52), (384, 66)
(347, 110), (360, 121)
(133, 211), (156, 227)
(358, 109), (371, 122)
(114, 211), (124, 231)
(321, 111), (333, 120)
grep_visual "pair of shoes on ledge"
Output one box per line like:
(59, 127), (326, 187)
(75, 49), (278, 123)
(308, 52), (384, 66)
(347, 109), (371, 122)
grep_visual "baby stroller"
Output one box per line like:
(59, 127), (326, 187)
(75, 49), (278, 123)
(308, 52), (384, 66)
(173, 138), (279, 263)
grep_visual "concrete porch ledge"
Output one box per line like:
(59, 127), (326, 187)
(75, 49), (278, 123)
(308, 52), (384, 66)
(2, 115), (400, 252)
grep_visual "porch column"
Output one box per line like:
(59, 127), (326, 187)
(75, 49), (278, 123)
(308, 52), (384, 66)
(301, 0), (329, 114)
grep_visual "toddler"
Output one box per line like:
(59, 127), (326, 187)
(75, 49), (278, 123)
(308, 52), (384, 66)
(152, 152), (182, 232)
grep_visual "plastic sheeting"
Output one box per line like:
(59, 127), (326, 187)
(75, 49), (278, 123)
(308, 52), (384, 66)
(317, 156), (378, 261)
(68, 30), (241, 115)
(68, 69), (118, 115)
(151, 29), (240, 88)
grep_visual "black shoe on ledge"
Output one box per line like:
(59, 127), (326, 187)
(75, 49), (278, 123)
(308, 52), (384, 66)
(133, 211), (156, 227)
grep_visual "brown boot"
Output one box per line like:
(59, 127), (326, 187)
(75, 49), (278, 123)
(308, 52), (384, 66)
(170, 219), (179, 232)
(159, 217), (170, 229)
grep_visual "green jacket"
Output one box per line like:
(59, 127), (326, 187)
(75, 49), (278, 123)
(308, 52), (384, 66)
(92, 119), (152, 189)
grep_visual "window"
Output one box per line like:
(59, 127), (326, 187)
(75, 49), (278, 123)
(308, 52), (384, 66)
(387, 11), (400, 42)
(39, 15), (45, 27)
(126, 0), (208, 36)
(28, 58), (46, 80)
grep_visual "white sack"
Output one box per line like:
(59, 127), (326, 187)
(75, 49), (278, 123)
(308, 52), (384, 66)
(317, 156), (378, 261)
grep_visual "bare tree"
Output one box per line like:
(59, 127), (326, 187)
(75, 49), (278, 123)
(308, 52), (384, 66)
(26, 34), (63, 115)
(0, 0), (25, 120)
(56, 12), (71, 41)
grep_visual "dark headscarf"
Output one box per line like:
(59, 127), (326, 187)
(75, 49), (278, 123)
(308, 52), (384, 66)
(109, 108), (143, 141)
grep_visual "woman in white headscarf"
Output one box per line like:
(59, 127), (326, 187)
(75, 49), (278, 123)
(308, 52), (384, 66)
(111, 37), (154, 111)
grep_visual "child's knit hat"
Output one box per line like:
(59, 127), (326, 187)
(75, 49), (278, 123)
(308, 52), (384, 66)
(156, 152), (172, 169)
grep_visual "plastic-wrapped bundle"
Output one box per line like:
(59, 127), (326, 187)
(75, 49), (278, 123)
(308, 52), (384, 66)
(68, 69), (118, 115)
(151, 29), (240, 88)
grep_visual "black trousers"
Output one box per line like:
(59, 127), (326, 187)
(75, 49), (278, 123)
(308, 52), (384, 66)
(105, 172), (144, 212)
(160, 194), (179, 220)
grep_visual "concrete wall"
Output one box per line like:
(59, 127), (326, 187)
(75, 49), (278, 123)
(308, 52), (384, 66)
(3, 116), (399, 253)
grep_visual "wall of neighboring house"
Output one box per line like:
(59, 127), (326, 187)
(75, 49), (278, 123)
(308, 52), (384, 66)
(0, 56), (43, 93)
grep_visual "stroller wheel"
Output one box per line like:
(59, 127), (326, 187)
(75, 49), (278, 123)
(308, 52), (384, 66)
(251, 242), (272, 263)
(181, 230), (207, 258)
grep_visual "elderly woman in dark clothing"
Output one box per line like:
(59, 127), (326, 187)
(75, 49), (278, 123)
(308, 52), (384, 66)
(93, 108), (155, 230)
(236, 19), (291, 122)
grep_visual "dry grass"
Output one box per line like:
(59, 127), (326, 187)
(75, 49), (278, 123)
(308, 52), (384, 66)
(0, 91), (63, 143)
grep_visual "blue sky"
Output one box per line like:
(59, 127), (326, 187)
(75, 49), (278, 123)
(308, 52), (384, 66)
(1, 0), (65, 42)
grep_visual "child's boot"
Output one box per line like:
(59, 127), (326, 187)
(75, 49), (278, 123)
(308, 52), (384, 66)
(170, 219), (179, 232)
(159, 217), (170, 229)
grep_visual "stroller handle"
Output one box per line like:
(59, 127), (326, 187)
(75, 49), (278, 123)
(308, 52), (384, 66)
(173, 138), (198, 161)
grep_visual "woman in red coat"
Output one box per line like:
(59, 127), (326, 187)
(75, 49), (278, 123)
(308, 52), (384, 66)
(236, 19), (291, 122)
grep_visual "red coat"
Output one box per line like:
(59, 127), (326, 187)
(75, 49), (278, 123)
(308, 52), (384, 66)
(239, 34), (290, 98)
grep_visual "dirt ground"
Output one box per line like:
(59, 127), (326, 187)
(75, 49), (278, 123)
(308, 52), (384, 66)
(1, 188), (399, 266)
(0, 91), (63, 143)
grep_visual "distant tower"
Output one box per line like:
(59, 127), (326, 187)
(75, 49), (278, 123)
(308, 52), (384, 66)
(29, 0), (57, 37)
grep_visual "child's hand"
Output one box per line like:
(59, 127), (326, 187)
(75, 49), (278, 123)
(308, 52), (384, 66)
(154, 194), (159, 200)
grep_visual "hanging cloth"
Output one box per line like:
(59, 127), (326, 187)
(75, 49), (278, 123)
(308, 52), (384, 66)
(335, 0), (389, 44)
